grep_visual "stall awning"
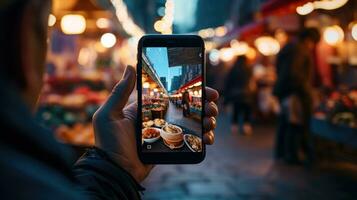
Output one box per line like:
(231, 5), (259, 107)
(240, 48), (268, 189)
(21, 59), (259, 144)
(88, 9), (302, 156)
(261, 0), (311, 17)
(177, 76), (202, 93)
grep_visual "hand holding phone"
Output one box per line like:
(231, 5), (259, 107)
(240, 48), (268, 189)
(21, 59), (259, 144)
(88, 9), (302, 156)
(92, 35), (218, 181)
(137, 35), (218, 164)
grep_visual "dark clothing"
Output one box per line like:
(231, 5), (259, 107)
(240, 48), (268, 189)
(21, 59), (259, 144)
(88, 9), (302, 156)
(232, 102), (252, 124)
(273, 42), (314, 103)
(182, 91), (190, 117)
(0, 79), (143, 199)
(273, 42), (315, 163)
(225, 60), (254, 125)
(225, 63), (254, 105)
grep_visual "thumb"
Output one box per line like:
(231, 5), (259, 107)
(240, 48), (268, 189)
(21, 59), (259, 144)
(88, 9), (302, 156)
(102, 65), (136, 117)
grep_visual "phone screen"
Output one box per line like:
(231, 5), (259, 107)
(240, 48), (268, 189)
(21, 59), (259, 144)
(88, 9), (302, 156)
(141, 47), (203, 153)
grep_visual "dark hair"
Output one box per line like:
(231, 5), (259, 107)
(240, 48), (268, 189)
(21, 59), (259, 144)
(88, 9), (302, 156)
(0, 0), (48, 89)
(298, 27), (321, 43)
(0, 1), (28, 88)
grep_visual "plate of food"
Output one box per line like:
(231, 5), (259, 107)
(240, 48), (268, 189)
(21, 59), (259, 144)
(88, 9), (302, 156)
(161, 124), (184, 149)
(184, 134), (202, 152)
(154, 118), (166, 128)
(142, 127), (161, 143)
(143, 120), (154, 128)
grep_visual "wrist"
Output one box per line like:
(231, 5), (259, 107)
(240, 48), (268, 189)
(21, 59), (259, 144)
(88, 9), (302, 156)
(101, 149), (146, 183)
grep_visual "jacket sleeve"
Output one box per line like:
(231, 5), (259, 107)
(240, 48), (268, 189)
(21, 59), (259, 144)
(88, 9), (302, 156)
(73, 148), (144, 200)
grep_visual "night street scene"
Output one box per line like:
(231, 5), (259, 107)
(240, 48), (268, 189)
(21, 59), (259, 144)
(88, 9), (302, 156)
(1, 0), (357, 199)
(141, 47), (203, 152)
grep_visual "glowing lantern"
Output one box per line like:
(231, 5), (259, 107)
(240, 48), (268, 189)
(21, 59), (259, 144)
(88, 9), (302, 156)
(296, 2), (314, 15)
(215, 26), (227, 37)
(96, 18), (110, 29)
(230, 40), (249, 56)
(313, 0), (348, 10)
(254, 36), (280, 56)
(143, 82), (150, 89)
(61, 14), (86, 35)
(323, 25), (344, 45)
(219, 48), (235, 62)
(154, 88), (158, 92)
(48, 14), (56, 27)
(209, 49), (220, 64)
(246, 47), (257, 60)
(351, 23), (357, 41)
(101, 33), (117, 48)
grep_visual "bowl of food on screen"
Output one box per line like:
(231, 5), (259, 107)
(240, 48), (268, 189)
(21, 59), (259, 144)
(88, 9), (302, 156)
(143, 120), (154, 128)
(161, 124), (184, 149)
(154, 118), (166, 128)
(184, 134), (202, 152)
(142, 127), (161, 143)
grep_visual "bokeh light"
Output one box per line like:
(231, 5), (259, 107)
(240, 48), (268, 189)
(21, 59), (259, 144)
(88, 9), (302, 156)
(61, 14), (86, 35)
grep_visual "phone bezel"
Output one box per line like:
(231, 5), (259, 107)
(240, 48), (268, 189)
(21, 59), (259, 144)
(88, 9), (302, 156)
(136, 35), (206, 164)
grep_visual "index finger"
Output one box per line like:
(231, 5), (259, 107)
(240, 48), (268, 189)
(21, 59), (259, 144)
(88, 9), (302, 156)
(205, 87), (219, 102)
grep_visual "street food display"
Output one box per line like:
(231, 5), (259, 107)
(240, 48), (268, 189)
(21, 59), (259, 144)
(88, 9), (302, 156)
(184, 134), (202, 152)
(315, 89), (357, 129)
(36, 0), (134, 146)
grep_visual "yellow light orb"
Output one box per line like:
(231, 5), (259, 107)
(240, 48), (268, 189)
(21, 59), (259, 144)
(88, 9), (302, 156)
(296, 2), (314, 15)
(254, 36), (280, 56)
(100, 33), (117, 48)
(154, 20), (164, 32)
(61, 14), (86, 35)
(96, 18), (110, 29)
(215, 26), (227, 37)
(48, 14), (56, 27)
(219, 48), (235, 62)
(351, 23), (357, 41)
(323, 25), (344, 45)
(143, 82), (150, 89)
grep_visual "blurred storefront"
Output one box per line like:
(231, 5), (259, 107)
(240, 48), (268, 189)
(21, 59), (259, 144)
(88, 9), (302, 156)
(37, 0), (143, 146)
(201, 0), (357, 162)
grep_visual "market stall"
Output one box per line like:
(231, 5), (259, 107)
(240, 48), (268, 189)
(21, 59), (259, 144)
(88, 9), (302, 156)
(37, 0), (137, 146)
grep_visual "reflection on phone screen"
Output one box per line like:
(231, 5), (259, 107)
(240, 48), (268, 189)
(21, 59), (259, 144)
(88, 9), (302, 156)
(141, 47), (203, 153)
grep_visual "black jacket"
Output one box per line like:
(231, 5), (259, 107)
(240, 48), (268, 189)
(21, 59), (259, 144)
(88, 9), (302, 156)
(273, 42), (314, 101)
(0, 80), (143, 199)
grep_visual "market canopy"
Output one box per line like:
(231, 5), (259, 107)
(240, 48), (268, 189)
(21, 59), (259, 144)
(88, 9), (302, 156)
(261, 0), (311, 17)
(167, 47), (202, 67)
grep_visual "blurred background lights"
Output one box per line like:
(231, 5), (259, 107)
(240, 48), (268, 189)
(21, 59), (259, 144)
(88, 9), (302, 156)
(230, 40), (249, 56)
(219, 47), (235, 62)
(61, 14), (86, 35)
(48, 14), (56, 27)
(254, 36), (280, 56)
(215, 26), (227, 37)
(323, 25), (344, 45)
(296, 2), (314, 15)
(351, 23), (357, 41)
(100, 33), (117, 48)
(143, 82), (150, 89)
(209, 49), (220, 64)
(96, 18), (110, 29)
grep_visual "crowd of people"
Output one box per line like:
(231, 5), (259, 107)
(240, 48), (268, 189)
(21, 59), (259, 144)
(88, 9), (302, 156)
(223, 28), (321, 166)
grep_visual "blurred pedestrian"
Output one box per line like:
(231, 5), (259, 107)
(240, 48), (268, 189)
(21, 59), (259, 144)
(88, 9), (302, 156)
(182, 90), (191, 117)
(273, 28), (321, 165)
(224, 56), (256, 135)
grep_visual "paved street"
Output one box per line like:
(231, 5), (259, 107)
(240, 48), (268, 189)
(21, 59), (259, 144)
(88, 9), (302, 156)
(141, 112), (357, 200)
(165, 101), (201, 135)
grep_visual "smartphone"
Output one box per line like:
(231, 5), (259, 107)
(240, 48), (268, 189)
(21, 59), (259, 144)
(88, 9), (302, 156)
(137, 35), (205, 164)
